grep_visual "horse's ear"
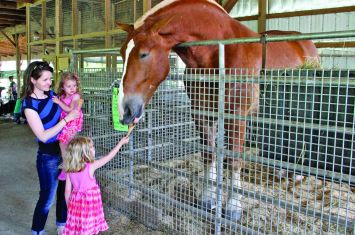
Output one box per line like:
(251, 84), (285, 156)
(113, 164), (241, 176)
(151, 16), (175, 35)
(116, 22), (134, 34)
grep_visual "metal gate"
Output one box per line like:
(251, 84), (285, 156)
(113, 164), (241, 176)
(79, 67), (354, 234)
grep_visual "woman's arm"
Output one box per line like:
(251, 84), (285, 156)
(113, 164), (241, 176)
(65, 175), (72, 206)
(24, 109), (79, 142)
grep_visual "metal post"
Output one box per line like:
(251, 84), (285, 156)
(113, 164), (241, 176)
(128, 135), (134, 199)
(215, 43), (225, 235)
(260, 33), (267, 75)
(147, 111), (152, 162)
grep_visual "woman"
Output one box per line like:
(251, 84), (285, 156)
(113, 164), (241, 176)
(22, 61), (79, 235)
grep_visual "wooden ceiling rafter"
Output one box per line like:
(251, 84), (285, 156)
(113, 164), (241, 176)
(222, 0), (239, 13)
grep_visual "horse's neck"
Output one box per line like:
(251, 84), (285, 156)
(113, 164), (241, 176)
(166, 12), (258, 68)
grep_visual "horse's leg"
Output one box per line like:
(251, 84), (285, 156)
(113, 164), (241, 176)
(196, 116), (218, 210)
(224, 119), (246, 221)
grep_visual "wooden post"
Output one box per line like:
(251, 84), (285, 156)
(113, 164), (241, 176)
(14, 34), (21, 90)
(72, 0), (78, 70)
(258, 0), (266, 33)
(143, 0), (151, 14)
(105, 0), (112, 69)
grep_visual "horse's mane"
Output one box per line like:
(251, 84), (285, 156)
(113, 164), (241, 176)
(134, 0), (226, 29)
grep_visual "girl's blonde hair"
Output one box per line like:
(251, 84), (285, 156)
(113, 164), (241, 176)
(57, 72), (82, 97)
(63, 136), (95, 173)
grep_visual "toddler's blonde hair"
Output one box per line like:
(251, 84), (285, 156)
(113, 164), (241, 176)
(64, 136), (95, 173)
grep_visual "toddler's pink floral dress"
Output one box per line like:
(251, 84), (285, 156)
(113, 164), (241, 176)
(57, 93), (83, 144)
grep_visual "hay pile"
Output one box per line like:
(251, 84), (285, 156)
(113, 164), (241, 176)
(100, 154), (354, 234)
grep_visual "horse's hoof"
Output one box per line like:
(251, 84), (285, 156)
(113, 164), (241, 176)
(198, 200), (216, 211)
(224, 209), (242, 221)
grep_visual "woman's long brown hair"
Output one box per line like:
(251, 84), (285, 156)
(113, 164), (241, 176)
(21, 61), (54, 98)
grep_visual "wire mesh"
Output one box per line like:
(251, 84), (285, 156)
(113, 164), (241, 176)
(29, 4), (42, 41)
(79, 67), (355, 234)
(45, 0), (55, 39)
(62, 0), (73, 37)
(78, 1), (104, 34)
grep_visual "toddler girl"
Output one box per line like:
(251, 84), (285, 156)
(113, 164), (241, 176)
(62, 136), (129, 235)
(53, 72), (84, 180)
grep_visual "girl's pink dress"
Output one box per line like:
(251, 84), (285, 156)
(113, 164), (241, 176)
(57, 93), (84, 144)
(63, 163), (109, 235)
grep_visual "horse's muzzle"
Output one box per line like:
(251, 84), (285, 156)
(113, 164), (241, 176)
(120, 95), (144, 125)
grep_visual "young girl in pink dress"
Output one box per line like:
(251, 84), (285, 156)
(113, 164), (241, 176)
(62, 135), (129, 235)
(52, 72), (84, 180)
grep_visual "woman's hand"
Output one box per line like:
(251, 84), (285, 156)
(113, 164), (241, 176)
(52, 96), (60, 104)
(65, 110), (80, 122)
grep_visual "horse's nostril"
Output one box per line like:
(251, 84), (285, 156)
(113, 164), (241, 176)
(124, 106), (132, 117)
(121, 95), (144, 124)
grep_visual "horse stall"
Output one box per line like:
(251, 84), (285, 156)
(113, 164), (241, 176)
(78, 67), (354, 235)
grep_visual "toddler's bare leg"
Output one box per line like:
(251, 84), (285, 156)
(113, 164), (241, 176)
(59, 142), (68, 160)
(58, 142), (68, 181)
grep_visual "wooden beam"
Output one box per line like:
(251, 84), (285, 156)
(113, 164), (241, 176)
(0, 14), (26, 20)
(223, 0), (239, 13)
(268, 6), (355, 19)
(258, 0), (266, 33)
(17, 0), (34, 3)
(0, 19), (25, 25)
(0, 29), (16, 46)
(315, 41), (355, 48)
(236, 6), (355, 21)
(0, 1), (17, 9)
(0, 17), (26, 23)
(0, 9), (26, 16)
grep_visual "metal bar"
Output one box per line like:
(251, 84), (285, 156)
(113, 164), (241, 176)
(128, 134), (134, 199)
(108, 175), (261, 235)
(182, 141), (354, 185)
(215, 43), (226, 235)
(181, 75), (355, 86)
(70, 47), (121, 54)
(111, 156), (351, 229)
(179, 30), (355, 47)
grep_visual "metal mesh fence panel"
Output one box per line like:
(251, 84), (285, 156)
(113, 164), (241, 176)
(113, 0), (143, 24)
(78, 1), (104, 34)
(29, 4), (42, 41)
(80, 67), (354, 234)
(45, 0), (55, 39)
(62, 0), (72, 37)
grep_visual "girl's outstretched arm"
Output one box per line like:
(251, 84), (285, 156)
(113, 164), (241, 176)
(90, 136), (129, 175)
(65, 174), (72, 206)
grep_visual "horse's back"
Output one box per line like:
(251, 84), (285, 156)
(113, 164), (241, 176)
(262, 30), (319, 68)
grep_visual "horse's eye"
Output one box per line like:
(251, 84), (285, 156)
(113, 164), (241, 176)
(139, 52), (149, 59)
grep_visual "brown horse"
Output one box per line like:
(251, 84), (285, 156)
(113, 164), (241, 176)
(117, 0), (318, 221)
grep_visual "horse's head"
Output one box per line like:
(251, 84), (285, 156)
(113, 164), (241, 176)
(116, 18), (175, 125)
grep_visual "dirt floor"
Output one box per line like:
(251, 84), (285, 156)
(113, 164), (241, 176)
(0, 117), (164, 235)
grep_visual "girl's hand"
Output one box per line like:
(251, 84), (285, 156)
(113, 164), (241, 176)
(119, 136), (130, 146)
(52, 96), (60, 104)
(66, 110), (80, 121)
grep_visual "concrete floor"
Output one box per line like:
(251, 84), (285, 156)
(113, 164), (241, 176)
(0, 118), (165, 235)
(0, 119), (59, 234)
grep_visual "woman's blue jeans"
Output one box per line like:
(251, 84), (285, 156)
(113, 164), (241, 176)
(31, 151), (67, 234)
